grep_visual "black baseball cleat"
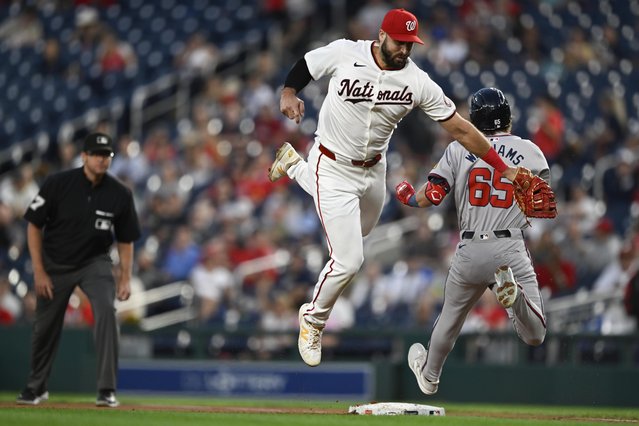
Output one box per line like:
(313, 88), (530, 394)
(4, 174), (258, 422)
(16, 388), (49, 405)
(96, 390), (120, 408)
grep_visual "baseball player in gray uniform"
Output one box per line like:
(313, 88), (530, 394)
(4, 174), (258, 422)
(269, 9), (523, 367)
(395, 87), (550, 395)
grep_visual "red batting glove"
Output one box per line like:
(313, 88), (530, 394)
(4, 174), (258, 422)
(395, 180), (416, 206)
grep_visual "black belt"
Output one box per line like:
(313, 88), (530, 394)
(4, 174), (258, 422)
(462, 230), (512, 239)
(319, 144), (382, 168)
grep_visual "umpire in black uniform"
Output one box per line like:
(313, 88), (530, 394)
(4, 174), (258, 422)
(17, 132), (141, 408)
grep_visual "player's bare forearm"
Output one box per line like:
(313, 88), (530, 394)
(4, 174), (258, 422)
(414, 184), (434, 207)
(397, 175), (450, 207)
(440, 113), (514, 179)
(395, 180), (435, 208)
(441, 113), (491, 157)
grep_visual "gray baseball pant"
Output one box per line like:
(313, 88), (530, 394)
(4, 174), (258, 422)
(424, 231), (546, 384)
(26, 255), (119, 393)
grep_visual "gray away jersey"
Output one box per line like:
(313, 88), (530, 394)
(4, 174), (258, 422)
(430, 133), (550, 231)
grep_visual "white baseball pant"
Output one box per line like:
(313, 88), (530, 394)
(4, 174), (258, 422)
(287, 141), (387, 325)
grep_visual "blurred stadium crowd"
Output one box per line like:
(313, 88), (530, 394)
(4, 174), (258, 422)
(1, 0), (638, 351)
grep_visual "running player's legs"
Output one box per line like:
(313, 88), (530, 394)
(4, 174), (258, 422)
(424, 274), (486, 383)
(503, 255), (546, 346)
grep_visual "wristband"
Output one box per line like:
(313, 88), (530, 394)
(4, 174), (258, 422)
(408, 194), (419, 207)
(481, 149), (508, 174)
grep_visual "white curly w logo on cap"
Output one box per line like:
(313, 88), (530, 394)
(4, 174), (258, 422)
(97, 136), (108, 144)
(405, 20), (416, 31)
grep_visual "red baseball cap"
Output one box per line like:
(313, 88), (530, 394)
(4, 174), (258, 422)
(381, 8), (424, 45)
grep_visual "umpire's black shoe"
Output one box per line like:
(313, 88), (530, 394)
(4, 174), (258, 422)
(16, 389), (49, 405)
(96, 390), (120, 408)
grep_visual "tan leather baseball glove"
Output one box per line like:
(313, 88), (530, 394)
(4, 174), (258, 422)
(512, 167), (557, 219)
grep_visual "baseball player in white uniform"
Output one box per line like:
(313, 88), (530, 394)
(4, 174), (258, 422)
(269, 9), (521, 367)
(395, 87), (550, 395)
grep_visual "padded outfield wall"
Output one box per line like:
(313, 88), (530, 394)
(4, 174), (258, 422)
(1, 326), (637, 406)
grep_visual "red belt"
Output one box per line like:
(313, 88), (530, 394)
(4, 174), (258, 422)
(319, 144), (382, 168)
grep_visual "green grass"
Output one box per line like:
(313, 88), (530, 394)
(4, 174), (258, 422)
(1, 393), (638, 426)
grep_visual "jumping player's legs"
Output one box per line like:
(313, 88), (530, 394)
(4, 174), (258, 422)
(301, 146), (382, 326)
(287, 145), (387, 211)
(305, 211), (364, 324)
(287, 159), (313, 195)
(79, 257), (119, 392)
(359, 161), (386, 237)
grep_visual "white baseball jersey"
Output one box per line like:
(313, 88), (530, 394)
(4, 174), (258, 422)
(429, 133), (551, 231)
(304, 39), (456, 160)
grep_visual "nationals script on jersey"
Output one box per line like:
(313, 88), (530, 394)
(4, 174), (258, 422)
(305, 39), (456, 160)
(430, 133), (551, 231)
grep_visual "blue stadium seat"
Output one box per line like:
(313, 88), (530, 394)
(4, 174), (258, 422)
(160, 29), (176, 46)
(116, 15), (133, 33)
(138, 3), (155, 21)
(150, 16), (167, 34)
(160, 0), (177, 12)
(0, 0), (630, 160)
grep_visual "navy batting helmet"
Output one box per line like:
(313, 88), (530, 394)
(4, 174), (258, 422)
(469, 87), (511, 132)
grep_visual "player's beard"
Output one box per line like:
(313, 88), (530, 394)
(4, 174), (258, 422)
(380, 39), (408, 69)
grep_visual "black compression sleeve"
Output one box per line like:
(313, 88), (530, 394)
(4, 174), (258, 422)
(284, 58), (313, 93)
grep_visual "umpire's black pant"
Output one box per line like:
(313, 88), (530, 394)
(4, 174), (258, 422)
(26, 254), (119, 394)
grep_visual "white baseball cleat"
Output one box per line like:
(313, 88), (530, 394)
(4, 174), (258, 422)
(268, 142), (301, 182)
(407, 343), (439, 395)
(298, 303), (324, 367)
(494, 265), (518, 308)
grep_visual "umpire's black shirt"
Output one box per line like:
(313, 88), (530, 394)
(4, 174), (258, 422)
(24, 167), (141, 267)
